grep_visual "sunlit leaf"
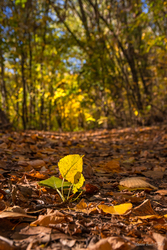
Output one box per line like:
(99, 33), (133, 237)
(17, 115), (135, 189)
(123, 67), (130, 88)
(38, 176), (71, 190)
(98, 203), (132, 215)
(58, 154), (85, 193)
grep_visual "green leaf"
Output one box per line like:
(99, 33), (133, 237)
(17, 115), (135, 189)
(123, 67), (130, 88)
(38, 176), (71, 190)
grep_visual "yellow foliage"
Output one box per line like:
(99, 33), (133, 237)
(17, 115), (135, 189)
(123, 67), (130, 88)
(58, 154), (85, 194)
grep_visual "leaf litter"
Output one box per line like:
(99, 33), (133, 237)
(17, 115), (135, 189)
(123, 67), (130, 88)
(0, 126), (167, 249)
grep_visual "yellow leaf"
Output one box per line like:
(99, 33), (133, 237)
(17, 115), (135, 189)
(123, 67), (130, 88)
(72, 173), (84, 194)
(58, 154), (85, 194)
(74, 171), (81, 184)
(98, 203), (132, 215)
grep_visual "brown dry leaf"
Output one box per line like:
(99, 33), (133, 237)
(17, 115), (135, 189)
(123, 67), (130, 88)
(0, 236), (17, 250)
(155, 190), (167, 196)
(132, 199), (157, 216)
(108, 236), (135, 250)
(142, 171), (164, 179)
(104, 159), (121, 173)
(153, 224), (167, 232)
(131, 166), (147, 173)
(0, 143), (8, 149)
(85, 183), (99, 194)
(98, 203), (132, 215)
(153, 232), (167, 250)
(119, 177), (157, 190)
(28, 159), (46, 169)
(83, 164), (94, 178)
(108, 192), (144, 204)
(0, 211), (36, 219)
(75, 199), (97, 214)
(87, 238), (112, 250)
(26, 171), (46, 179)
(6, 206), (26, 214)
(0, 201), (6, 211)
(123, 157), (135, 164)
(87, 236), (135, 250)
(30, 210), (72, 227)
(75, 199), (87, 210)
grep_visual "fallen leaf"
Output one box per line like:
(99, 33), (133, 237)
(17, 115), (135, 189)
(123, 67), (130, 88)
(30, 210), (72, 227)
(75, 199), (97, 214)
(132, 199), (157, 216)
(155, 190), (167, 196)
(119, 177), (157, 190)
(85, 184), (99, 194)
(104, 159), (121, 173)
(153, 232), (167, 250)
(0, 236), (17, 250)
(142, 171), (164, 179)
(98, 203), (132, 215)
(87, 236), (135, 250)
(28, 159), (45, 169)
(0, 211), (36, 219)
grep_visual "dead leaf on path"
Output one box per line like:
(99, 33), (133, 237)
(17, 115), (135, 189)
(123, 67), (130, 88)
(98, 203), (132, 215)
(75, 199), (97, 214)
(6, 206), (26, 214)
(131, 166), (147, 173)
(0, 236), (17, 250)
(153, 224), (167, 232)
(104, 159), (121, 173)
(132, 199), (157, 216)
(0, 201), (6, 211)
(108, 192), (144, 204)
(142, 171), (164, 179)
(85, 183), (99, 194)
(155, 190), (167, 196)
(119, 177), (157, 190)
(136, 214), (163, 220)
(28, 160), (46, 169)
(26, 171), (47, 179)
(75, 199), (87, 210)
(87, 238), (111, 250)
(0, 143), (8, 148)
(122, 157), (135, 164)
(0, 211), (36, 220)
(30, 210), (72, 227)
(153, 232), (167, 250)
(87, 236), (135, 250)
(20, 225), (52, 235)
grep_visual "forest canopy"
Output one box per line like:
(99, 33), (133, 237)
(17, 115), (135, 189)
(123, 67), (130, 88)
(0, 0), (167, 131)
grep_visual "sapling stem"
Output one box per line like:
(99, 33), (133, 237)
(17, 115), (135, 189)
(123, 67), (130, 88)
(67, 184), (73, 200)
(61, 178), (64, 199)
(53, 180), (65, 202)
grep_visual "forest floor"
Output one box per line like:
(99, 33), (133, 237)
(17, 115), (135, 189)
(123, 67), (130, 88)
(0, 125), (167, 250)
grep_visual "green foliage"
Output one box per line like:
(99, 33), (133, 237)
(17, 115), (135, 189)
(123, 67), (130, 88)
(38, 176), (71, 190)
(15, 0), (27, 8)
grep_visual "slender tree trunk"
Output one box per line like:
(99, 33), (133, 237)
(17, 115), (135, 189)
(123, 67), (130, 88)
(21, 49), (27, 130)
(0, 46), (8, 113)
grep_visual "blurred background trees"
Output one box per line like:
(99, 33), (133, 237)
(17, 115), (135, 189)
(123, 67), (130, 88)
(0, 0), (167, 131)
